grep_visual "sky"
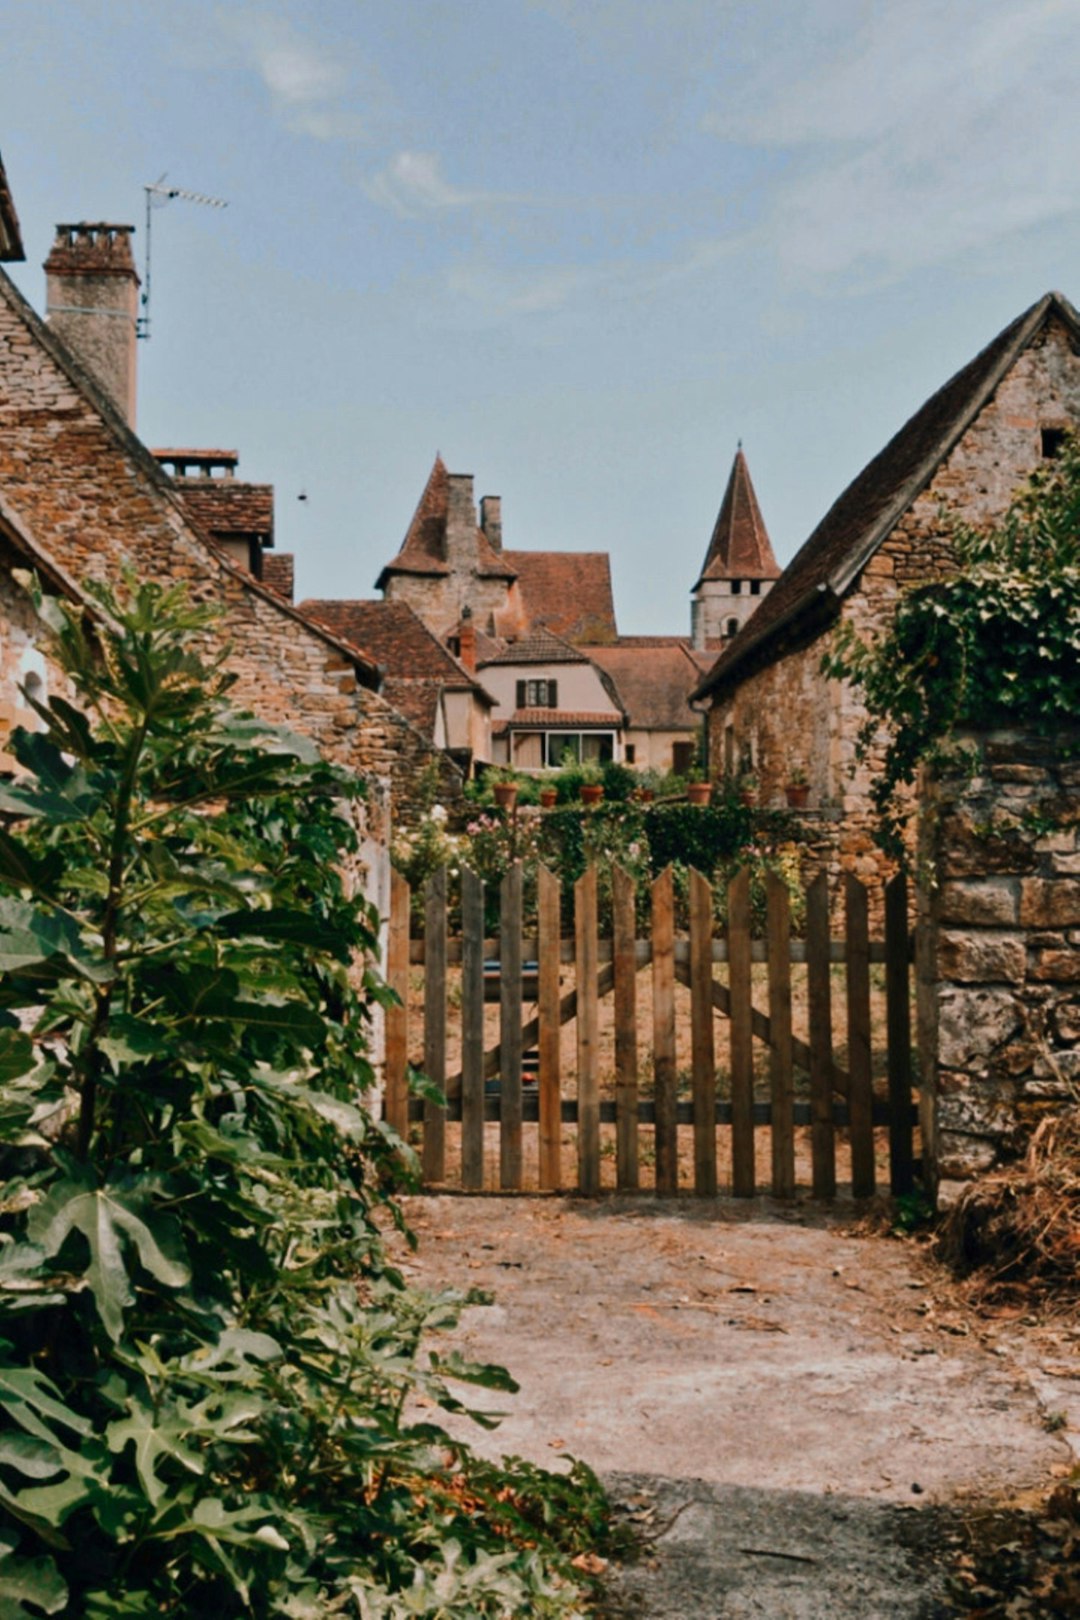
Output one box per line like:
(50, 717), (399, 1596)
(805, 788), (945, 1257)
(3, 0), (1080, 635)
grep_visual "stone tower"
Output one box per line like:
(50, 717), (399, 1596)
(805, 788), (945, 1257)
(691, 446), (779, 649)
(45, 223), (140, 426)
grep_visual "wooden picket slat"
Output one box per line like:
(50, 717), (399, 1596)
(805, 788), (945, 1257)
(765, 871), (794, 1199)
(612, 863), (639, 1191)
(385, 870), (410, 1139)
(422, 867), (447, 1183)
(651, 866), (678, 1194)
(845, 873), (875, 1199)
(460, 867), (485, 1190)
(499, 863), (524, 1191)
(538, 864), (562, 1190)
(728, 867), (755, 1197)
(885, 872), (915, 1196)
(576, 867), (600, 1195)
(688, 867), (717, 1196)
(806, 870), (836, 1200)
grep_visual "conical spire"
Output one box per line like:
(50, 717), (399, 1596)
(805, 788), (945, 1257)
(694, 447), (779, 590)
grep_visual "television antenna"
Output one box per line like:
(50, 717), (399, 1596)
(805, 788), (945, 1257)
(137, 175), (228, 339)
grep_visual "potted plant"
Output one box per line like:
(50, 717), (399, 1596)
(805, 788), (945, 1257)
(686, 775), (713, 806)
(738, 770), (758, 807)
(489, 768), (519, 812)
(579, 761), (604, 806)
(539, 783), (558, 809)
(785, 765), (810, 809)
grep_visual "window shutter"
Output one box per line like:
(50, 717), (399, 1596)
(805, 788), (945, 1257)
(549, 679), (558, 709)
(516, 680), (526, 709)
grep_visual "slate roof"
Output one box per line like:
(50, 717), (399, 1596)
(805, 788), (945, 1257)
(0, 150), (24, 262)
(694, 448), (779, 589)
(589, 641), (702, 730)
(693, 292), (1080, 702)
(478, 626), (590, 668)
(502, 549), (617, 642)
(376, 455), (516, 587)
(300, 597), (491, 697)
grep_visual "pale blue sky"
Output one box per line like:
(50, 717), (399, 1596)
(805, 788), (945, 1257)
(4, 0), (1080, 632)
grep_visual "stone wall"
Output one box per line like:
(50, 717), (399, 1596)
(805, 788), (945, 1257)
(917, 729), (1080, 1203)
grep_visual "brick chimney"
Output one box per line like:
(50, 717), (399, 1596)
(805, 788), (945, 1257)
(480, 495), (502, 550)
(45, 223), (139, 426)
(457, 606), (477, 673)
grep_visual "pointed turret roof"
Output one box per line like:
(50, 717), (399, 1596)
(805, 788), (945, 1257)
(375, 454), (516, 589)
(694, 447), (779, 590)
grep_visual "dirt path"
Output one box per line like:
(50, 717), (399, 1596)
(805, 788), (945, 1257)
(397, 1195), (1078, 1618)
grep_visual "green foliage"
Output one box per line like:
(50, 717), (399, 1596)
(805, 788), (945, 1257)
(0, 579), (598, 1618)
(823, 436), (1080, 859)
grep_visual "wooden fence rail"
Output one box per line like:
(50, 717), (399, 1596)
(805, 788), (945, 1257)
(384, 861), (916, 1201)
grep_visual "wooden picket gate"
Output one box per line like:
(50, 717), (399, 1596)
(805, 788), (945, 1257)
(383, 862), (916, 1201)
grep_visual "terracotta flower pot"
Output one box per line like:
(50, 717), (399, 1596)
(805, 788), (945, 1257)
(785, 783), (810, 809)
(493, 782), (518, 811)
(539, 788), (558, 809)
(580, 784), (604, 806)
(634, 787), (655, 803)
(686, 781), (713, 806)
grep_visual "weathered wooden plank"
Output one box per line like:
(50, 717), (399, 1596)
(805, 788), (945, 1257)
(499, 863), (524, 1191)
(651, 866), (678, 1194)
(537, 864), (562, 1190)
(885, 872), (915, 1196)
(384, 870), (411, 1139)
(409, 1093), (912, 1128)
(422, 866), (447, 1183)
(447, 962), (615, 1093)
(765, 871), (795, 1199)
(460, 867), (486, 1191)
(846, 873), (876, 1200)
(411, 937), (890, 966)
(612, 863), (639, 1191)
(576, 866), (601, 1195)
(689, 867), (717, 1196)
(806, 870), (836, 1200)
(729, 866), (755, 1198)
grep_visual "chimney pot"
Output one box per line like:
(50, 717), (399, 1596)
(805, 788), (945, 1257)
(44, 221), (140, 426)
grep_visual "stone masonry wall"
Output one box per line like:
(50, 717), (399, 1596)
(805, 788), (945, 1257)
(917, 729), (1080, 1202)
(709, 314), (1080, 916)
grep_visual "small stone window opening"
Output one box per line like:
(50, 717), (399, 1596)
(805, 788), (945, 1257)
(731, 579), (743, 595)
(725, 618), (739, 638)
(1041, 426), (1067, 459)
(750, 579), (761, 596)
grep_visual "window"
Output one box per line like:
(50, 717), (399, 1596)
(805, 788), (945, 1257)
(750, 579), (761, 596)
(672, 740), (695, 776)
(725, 618), (739, 638)
(543, 731), (614, 768)
(731, 579), (743, 595)
(1042, 426), (1067, 459)
(515, 678), (558, 708)
(625, 744), (636, 764)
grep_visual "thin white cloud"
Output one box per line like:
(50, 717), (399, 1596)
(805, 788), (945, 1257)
(704, 0), (1080, 281)
(217, 8), (385, 141)
(364, 151), (508, 219)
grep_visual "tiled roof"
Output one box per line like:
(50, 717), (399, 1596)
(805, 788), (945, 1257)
(262, 553), (294, 601)
(0, 150), (24, 262)
(694, 448), (779, 589)
(479, 625), (590, 668)
(694, 292), (1080, 702)
(300, 597), (489, 695)
(173, 480), (274, 544)
(376, 455), (516, 586)
(589, 642), (701, 730)
(503, 710), (622, 728)
(501, 550), (617, 642)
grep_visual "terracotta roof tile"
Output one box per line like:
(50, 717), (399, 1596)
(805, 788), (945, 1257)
(694, 448), (779, 588)
(376, 455), (516, 587)
(174, 480), (274, 544)
(261, 553), (294, 601)
(300, 597), (489, 695)
(479, 626), (590, 667)
(502, 550), (617, 641)
(694, 293), (1080, 701)
(589, 642), (701, 730)
(504, 710), (622, 727)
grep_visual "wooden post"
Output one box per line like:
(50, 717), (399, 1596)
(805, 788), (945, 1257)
(845, 873), (875, 1199)
(765, 871), (794, 1198)
(651, 866), (678, 1194)
(613, 863), (639, 1191)
(689, 867), (717, 1196)
(537, 864), (562, 1190)
(575, 866), (600, 1194)
(460, 867), (485, 1191)
(500, 863), (524, 1191)
(885, 872), (915, 1196)
(422, 866), (447, 1183)
(729, 866), (755, 1198)
(806, 870), (835, 1200)
(384, 870), (410, 1139)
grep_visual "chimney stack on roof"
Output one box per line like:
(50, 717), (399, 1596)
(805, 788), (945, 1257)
(44, 223), (140, 426)
(457, 606), (477, 673)
(480, 494), (502, 551)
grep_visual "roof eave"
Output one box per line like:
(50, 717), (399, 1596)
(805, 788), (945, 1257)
(691, 582), (840, 703)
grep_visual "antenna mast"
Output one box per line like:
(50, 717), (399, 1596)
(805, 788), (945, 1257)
(138, 176), (228, 339)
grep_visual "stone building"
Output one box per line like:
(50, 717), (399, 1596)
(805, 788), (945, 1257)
(693, 292), (1080, 887)
(690, 446), (780, 653)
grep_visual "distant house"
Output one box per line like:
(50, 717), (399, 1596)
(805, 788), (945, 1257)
(478, 626), (625, 771)
(590, 638), (711, 775)
(693, 291), (1080, 885)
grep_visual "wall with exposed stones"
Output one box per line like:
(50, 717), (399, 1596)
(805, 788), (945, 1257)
(917, 729), (1080, 1202)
